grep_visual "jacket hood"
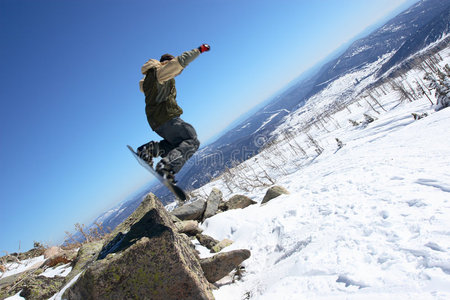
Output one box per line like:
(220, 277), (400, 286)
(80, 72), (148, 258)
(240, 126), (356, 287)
(141, 59), (161, 75)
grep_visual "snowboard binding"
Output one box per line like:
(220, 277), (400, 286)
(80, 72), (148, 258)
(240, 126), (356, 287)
(156, 159), (177, 184)
(137, 141), (159, 168)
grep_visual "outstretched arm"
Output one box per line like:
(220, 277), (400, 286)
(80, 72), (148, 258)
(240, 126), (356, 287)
(177, 48), (200, 68)
(157, 44), (210, 83)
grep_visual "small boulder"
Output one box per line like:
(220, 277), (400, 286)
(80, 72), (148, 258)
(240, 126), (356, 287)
(176, 220), (203, 236)
(203, 188), (223, 221)
(222, 195), (256, 211)
(172, 199), (207, 221)
(211, 239), (233, 253)
(200, 249), (251, 283)
(196, 234), (220, 250)
(261, 186), (290, 205)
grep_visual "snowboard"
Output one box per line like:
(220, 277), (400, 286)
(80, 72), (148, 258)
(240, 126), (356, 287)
(127, 145), (187, 201)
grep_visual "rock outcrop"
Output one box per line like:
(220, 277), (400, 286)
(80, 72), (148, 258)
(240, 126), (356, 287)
(1, 188), (253, 299)
(64, 194), (214, 300)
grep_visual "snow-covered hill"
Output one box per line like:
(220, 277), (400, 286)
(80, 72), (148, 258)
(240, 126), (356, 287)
(184, 45), (450, 299)
(176, 0), (450, 192)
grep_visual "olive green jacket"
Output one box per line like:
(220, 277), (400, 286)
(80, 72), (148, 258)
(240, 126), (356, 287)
(140, 48), (200, 130)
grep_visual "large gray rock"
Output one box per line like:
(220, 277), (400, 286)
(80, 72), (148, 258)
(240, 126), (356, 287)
(261, 186), (290, 205)
(200, 250), (251, 283)
(203, 188), (223, 221)
(65, 194), (214, 300)
(172, 199), (207, 221)
(221, 195), (256, 211)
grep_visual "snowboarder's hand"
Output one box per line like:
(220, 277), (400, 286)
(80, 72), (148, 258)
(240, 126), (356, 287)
(198, 44), (210, 53)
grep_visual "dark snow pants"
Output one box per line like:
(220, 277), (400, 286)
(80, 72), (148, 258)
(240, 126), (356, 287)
(154, 117), (200, 174)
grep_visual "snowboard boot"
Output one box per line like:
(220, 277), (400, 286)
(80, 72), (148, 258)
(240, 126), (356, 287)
(156, 159), (176, 184)
(137, 141), (160, 168)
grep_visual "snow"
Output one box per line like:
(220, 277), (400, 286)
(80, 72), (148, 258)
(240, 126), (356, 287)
(40, 263), (72, 278)
(1, 257), (73, 300)
(186, 45), (450, 299)
(380, 24), (406, 33)
(240, 123), (251, 130)
(253, 110), (289, 134)
(201, 101), (450, 300)
(5, 291), (25, 300)
(0, 255), (45, 279)
(348, 45), (372, 57)
(319, 52), (394, 89)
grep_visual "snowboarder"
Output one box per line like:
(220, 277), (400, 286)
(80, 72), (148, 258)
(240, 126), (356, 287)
(136, 44), (210, 183)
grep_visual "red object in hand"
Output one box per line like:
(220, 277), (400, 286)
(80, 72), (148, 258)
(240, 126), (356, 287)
(198, 44), (210, 53)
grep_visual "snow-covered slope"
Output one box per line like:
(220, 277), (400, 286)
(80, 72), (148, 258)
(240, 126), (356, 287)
(176, 0), (450, 193)
(186, 46), (450, 299)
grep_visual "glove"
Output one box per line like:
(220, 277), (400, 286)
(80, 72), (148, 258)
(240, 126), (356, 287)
(198, 44), (210, 53)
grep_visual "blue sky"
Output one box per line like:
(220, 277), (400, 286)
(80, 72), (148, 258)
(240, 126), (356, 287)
(0, 0), (416, 253)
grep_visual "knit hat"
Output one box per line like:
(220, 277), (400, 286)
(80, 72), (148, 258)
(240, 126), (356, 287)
(160, 54), (175, 62)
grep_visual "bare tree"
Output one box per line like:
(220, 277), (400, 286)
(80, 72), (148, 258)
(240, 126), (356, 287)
(392, 81), (414, 103)
(64, 231), (81, 248)
(363, 96), (380, 114)
(221, 167), (235, 194)
(367, 91), (387, 112)
(414, 79), (434, 104)
(306, 133), (323, 155)
(75, 223), (91, 243)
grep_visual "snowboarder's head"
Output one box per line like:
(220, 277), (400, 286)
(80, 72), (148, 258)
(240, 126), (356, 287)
(160, 54), (175, 63)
